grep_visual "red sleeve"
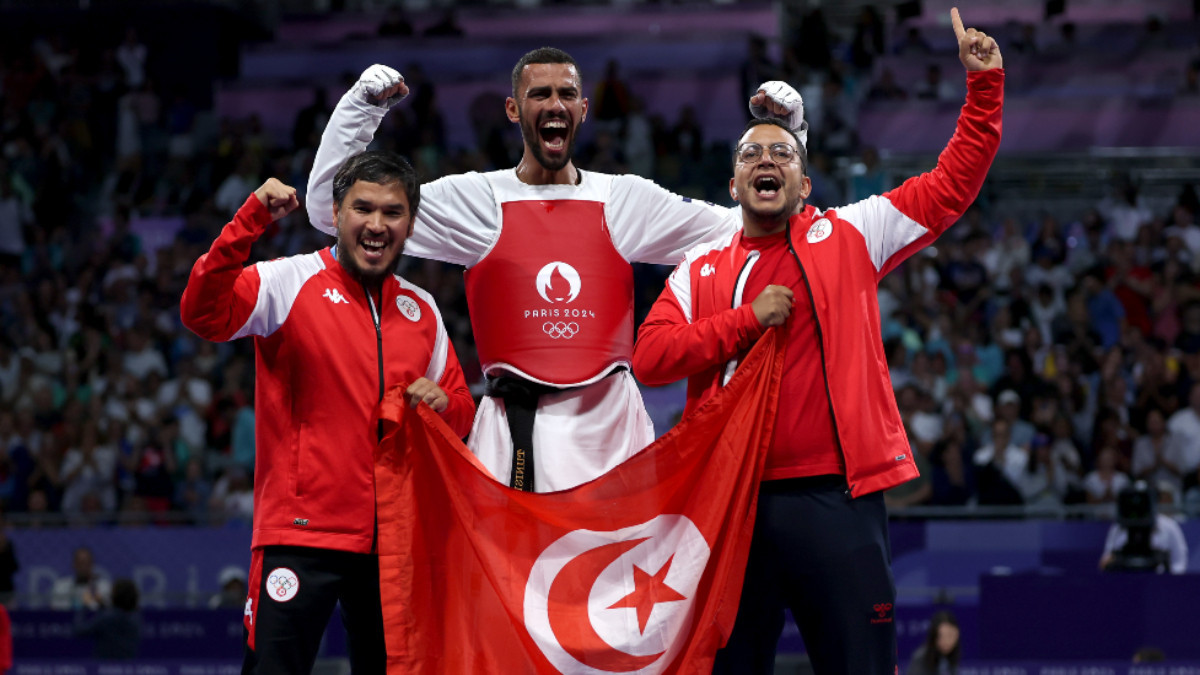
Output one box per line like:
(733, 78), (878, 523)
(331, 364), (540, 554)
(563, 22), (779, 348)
(632, 277), (765, 387)
(180, 194), (272, 342)
(876, 69), (1004, 276)
(435, 339), (476, 439)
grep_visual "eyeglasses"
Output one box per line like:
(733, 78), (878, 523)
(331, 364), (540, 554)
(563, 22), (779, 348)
(735, 142), (800, 165)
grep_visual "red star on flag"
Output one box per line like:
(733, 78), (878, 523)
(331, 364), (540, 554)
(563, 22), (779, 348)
(608, 555), (688, 634)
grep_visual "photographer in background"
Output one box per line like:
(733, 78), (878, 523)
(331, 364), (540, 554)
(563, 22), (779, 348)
(1100, 481), (1188, 574)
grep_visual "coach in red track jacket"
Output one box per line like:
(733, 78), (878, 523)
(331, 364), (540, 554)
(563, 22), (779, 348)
(181, 152), (473, 673)
(633, 10), (1003, 674)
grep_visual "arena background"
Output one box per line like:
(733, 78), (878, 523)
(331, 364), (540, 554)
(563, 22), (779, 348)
(0, 0), (1199, 671)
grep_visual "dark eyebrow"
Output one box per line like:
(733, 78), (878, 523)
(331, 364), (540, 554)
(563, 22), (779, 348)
(352, 198), (406, 212)
(527, 85), (552, 97)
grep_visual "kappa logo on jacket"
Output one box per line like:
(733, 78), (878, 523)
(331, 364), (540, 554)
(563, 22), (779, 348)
(699, 263), (716, 277)
(323, 288), (349, 304)
(806, 218), (833, 244)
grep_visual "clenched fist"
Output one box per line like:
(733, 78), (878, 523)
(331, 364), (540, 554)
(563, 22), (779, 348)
(254, 178), (300, 222)
(751, 284), (795, 327)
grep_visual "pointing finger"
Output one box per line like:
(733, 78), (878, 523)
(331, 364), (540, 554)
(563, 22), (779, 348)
(951, 7), (966, 41)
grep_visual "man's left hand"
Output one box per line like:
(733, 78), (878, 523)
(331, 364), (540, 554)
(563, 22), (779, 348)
(406, 377), (449, 412)
(952, 7), (1003, 71)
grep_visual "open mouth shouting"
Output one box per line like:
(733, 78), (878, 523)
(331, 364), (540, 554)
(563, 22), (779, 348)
(538, 116), (570, 154)
(753, 174), (782, 199)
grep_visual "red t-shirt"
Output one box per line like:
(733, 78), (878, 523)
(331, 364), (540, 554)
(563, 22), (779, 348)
(740, 231), (844, 480)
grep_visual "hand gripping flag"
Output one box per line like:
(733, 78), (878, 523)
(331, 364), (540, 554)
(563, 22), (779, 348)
(374, 328), (785, 674)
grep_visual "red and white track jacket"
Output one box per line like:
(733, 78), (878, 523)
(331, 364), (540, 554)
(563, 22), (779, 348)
(634, 69), (1004, 498)
(181, 195), (475, 553)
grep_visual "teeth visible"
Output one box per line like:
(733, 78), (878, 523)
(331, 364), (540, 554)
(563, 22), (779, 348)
(542, 120), (567, 129)
(363, 240), (385, 249)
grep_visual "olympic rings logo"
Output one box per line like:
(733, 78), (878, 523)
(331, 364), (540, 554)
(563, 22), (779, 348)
(266, 567), (300, 602)
(542, 322), (579, 339)
(269, 574), (295, 596)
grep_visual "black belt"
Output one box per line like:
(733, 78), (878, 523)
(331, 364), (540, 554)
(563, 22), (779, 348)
(484, 367), (627, 492)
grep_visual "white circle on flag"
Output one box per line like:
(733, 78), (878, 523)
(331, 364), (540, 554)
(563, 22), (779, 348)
(266, 567), (300, 603)
(523, 515), (710, 675)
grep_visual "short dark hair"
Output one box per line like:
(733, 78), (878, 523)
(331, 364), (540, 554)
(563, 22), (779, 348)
(511, 47), (579, 99)
(332, 150), (420, 217)
(734, 118), (808, 173)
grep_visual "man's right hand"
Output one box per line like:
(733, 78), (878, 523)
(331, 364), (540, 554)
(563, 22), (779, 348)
(254, 178), (299, 222)
(356, 64), (409, 107)
(751, 284), (795, 327)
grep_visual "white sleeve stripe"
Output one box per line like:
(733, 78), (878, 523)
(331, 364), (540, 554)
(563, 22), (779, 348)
(231, 252), (326, 339)
(666, 260), (693, 324)
(397, 277), (448, 384)
(835, 195), (929, 273)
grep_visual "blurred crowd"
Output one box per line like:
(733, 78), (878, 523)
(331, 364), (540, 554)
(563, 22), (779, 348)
(1, 8), (1199, 528)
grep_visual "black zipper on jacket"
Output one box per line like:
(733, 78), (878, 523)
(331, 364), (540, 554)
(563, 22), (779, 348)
(783, 220), (848, 484)
(365, 283), (384, 552)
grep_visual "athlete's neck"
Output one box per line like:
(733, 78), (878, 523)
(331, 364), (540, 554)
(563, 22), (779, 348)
(514, 155), (579, 186)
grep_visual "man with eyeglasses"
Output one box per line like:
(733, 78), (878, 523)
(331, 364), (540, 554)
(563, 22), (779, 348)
(633, 9), (1003, 673)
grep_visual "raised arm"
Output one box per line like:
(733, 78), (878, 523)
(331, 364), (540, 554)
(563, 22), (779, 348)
(834, 7), (1003, 280)
(181, 179), (299, 341)
(306, 65), (408, 236)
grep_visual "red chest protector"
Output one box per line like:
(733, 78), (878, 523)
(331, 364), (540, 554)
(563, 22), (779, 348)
(464, 171), (633, 386)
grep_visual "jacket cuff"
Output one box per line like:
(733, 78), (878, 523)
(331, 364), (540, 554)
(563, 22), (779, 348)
(737, 304), (767, 343)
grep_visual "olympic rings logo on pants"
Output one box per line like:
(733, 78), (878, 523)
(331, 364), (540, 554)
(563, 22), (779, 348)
(542, 322), (579, 339)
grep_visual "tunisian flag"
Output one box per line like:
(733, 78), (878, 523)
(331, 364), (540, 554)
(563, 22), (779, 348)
(374, 328), (785, 674)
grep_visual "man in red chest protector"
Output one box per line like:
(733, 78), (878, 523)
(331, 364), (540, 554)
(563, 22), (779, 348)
(307, 48), (806, 493)
(633, 9), (1004, 673)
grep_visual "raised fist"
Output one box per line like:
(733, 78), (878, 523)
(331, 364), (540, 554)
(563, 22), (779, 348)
(356, 64), (409, 108)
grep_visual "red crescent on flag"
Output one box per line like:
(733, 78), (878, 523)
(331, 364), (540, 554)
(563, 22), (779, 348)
(546, 537), (664, 672)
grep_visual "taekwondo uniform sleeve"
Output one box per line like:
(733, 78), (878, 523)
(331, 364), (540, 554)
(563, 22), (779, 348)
(307, 89), (498, 266)
(606, 174), (741, 265)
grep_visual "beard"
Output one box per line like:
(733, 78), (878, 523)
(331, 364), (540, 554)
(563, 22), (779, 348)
(519, 112), (576, 172)
(336, 218), (405, 288)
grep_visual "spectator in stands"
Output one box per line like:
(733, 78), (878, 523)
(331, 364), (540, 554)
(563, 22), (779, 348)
(893, 25), (934, 56)
(1132, 407), (1192, 496)
(592, 59), (631, 138)
(377, 7), (413, 37)
(423, 9), (464, 38)
(1020, 433), (1074, 508)
(915, 64), (957, 101)
(73, 577), (141, 659)
(1084, 445), (1132, 504)
(59, 420), (118, 517)
(115, 28), (147, 90)
(906, 609), (961, 675)
(51, 546), (111, 610)
(975, 418), (1028, 505)
(209, 566), (247, 609)
(866, 67), (909, 102)
(930, 414), (975, 506)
